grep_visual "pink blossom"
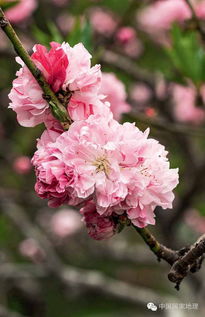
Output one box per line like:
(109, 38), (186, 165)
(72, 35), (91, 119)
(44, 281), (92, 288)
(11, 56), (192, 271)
(90, 8), (118, 36)
(115, 122), (179, 227)
(19, 238), (45, 263)
(81, 201), (116, 240)
(50, 209), (82, 238)
(13, 156), (32, 174)
(100, 73), (131, 120)
(9, 42), (103, 127)
(33, 114), (178, 228)
(6, 0), (37, 24)
(127, 206), (156, 228)
(123, 40), (143, 58)
(32, 129), (82, 208)
(31, 42), (69, 93)
(137, 0), (191, 34)
(130, 83), (152, 104)
(57, 14), (74, 34)
(185, 209), (205, 234)
(194, 1), (205, 19)
(116, 27), (143, 58)
(137, 0), (205, 38)
(145, 107), (157, 118)
(172, 84), (205, 124)
(116, 27), (136, 45)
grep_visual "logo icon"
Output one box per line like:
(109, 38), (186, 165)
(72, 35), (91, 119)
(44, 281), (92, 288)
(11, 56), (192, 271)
(147, 302), (158, 311)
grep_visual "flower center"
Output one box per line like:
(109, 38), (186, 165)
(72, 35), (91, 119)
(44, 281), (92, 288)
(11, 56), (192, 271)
(93, 156), (110, 174)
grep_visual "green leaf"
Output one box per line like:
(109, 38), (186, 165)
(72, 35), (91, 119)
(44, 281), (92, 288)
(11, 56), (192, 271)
(67, 17), (93, 52)
(47, 22), (63, 43)
(166, 24), (205, 85)
(0, 0), (19, 10)
(32, 25), (51, 47)
(67, 17), (82, 46)
(81, 20), (93, 53)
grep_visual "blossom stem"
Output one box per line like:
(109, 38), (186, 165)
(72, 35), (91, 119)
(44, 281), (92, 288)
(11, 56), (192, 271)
(0, 6), (71, 126)
(133, 225), (178, 265)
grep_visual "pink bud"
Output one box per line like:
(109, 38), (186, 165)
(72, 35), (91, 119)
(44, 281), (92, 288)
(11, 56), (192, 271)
(116, 27), (136, 45)
(145, 107), (157, 118)
(13, 156), (32, 175)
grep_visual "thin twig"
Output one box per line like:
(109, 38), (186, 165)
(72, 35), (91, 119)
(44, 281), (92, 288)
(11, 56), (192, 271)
(100, 50), (155, 87)
(125, 112), (205, 137)
(185, 0), (205, 43)
(0, 7), (71, 126)
(133, 226), (178, 265)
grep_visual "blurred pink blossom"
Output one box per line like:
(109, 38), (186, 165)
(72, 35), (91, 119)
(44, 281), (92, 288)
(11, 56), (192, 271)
(100, 72), (131, 120)
(155, 78), (167, 100)
(185, 209), (205, 234)
(124, 40), (143, 58)
(57, 14), (74, 34)
(19, 238), (45, 263)
(6, 0), (37, 24)
(145, 107), (157, 118)
(90, 8), (118, 36)
(130, 83), (152, 104)
(137, 0), (191, 34)
(13, 156), (32, 174)
(137, 0), (205, 39)
(50, 209), (82, 238)
(172, 84), (205, 124)
(116, 27), (136, 45)
(116, 27), (143, 58)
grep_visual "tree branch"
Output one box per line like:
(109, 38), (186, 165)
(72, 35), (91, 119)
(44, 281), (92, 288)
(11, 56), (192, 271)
(185, 0), (205, 43)
(133, 226), (178, 265)
(0, 7), (71, 127)
(133, 225), (205, 289)
(0, 198), (167, 305)
(168, 234), (205, 287)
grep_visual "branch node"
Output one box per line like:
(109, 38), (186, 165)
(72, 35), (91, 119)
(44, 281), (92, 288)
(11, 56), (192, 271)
(0, 17), (8, 28)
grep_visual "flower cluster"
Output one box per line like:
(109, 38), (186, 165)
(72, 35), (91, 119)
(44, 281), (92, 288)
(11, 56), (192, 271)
(137, 0), (205, 43)
(9, 41), (179, 240)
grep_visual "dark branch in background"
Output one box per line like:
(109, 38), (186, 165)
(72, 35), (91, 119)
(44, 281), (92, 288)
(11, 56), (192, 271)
(100, 50), (155, 87)
(0, 198), (168, 306)
(0, 7), (71, 127)
(167, 160), (205, 235)
(125, 112), (205, 137)
(185, 0), (205, 43)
